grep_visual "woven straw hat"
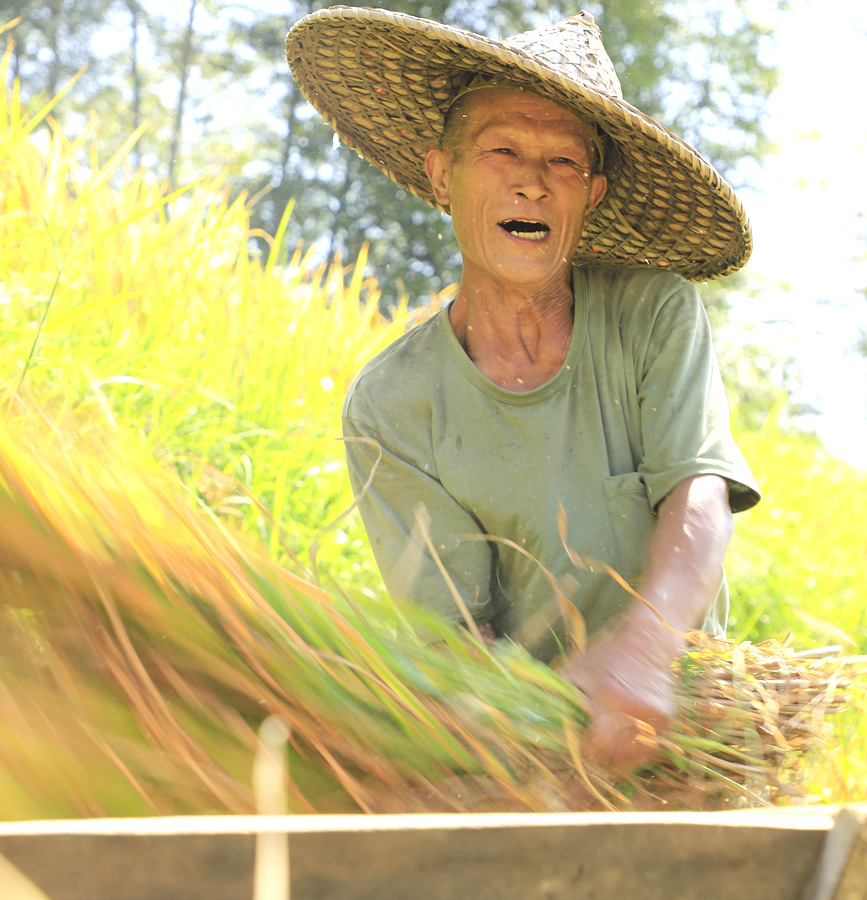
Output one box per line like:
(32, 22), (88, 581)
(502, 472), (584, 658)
(285, 7), (752, 282)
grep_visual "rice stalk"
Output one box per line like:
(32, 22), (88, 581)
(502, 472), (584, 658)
(0, 400), (858, 820)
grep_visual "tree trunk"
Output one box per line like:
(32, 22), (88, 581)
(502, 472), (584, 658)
(326, 150), (357, 266)
(126, 0), (142, 170)
(278, 81), (300, 184)
(167, 0), (197, 186)
(45, 0), (62, 99)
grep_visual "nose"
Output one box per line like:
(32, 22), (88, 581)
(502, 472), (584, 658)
(512, 158), (549, 201)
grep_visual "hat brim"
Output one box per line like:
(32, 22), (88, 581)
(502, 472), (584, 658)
(286, 8), (752, 282)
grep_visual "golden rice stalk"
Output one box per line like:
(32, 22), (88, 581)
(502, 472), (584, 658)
(0, 400), (858, 819)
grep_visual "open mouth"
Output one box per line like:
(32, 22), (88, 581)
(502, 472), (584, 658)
(499, 219), (550, 241)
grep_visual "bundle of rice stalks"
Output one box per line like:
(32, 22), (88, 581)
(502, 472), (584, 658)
(0, 400), (858, 819)
(637, 636), (856, 810)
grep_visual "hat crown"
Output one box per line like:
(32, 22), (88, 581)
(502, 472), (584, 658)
(504, 13), (623, 100)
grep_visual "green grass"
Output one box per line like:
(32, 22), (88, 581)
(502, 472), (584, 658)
(728, 419), (867, 651)
(0, 37), (420, 589)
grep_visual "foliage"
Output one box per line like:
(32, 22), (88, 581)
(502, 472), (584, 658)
(0, 41), (412, 588)
(699, 269), (812, 434)
(0, 0), (114, 98)
(728, 420), (867, 651)
(587, 0), (782, 177)
(3, 0), (786, 304)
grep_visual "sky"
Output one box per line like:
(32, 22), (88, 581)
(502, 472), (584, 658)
(731, 0), (867, 469)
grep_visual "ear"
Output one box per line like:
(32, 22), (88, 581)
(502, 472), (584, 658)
(587, 173), (607, 212)
(425, 148), (452, 206)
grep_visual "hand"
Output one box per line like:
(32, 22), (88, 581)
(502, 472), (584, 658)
(556, 616), (680, 773)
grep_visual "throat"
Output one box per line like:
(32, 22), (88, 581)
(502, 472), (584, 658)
(449, 280), (576, 391)
(465, 317), (574, 392)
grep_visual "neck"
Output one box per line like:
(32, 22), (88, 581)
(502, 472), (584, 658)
(449, 275), (575, 392)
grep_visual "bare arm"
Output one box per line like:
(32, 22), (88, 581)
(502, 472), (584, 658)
(558, 473), (734, 770)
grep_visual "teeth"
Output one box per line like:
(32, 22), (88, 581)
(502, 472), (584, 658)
(500, 220), (549, 240)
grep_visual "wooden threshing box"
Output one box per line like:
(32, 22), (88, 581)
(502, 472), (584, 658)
(1, 806), (865, 899)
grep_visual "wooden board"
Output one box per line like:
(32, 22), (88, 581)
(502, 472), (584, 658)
(0, 809), (851, 900)
(804, 804), (867, 900)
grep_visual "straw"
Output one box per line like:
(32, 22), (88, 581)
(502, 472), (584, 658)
(0, 401), (857, 818)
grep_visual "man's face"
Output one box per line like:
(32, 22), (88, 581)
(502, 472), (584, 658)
(425, 87), (607, 293)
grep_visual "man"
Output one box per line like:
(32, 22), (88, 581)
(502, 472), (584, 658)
(286, 9), (760, 769)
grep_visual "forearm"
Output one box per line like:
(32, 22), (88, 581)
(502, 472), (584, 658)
(557, 474), (734, 769)
(622, 473), (734, 661)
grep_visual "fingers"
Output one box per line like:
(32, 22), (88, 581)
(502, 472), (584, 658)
(554, 635), (677, 772)
(576, 664), (675, 771)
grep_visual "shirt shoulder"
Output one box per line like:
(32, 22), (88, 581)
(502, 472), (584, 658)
(578, 264), (711, 385)
(343, 309), (451, 428)
(578, 264), (699, 326)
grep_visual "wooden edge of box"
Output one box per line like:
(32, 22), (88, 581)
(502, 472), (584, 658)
(0, 807), (842, 838)
(803, 804), (867, 900)
(0, 806), (857, 900)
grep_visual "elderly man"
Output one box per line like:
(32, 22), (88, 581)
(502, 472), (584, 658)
(286, 9), (760, 768)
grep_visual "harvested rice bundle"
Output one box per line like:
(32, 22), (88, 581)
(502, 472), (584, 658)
(0, 401), (857, 818)
(638, 636), (856, 810)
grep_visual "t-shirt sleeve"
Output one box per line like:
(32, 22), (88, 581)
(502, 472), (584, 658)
(634, 281), (761, 513)
(342, 412), (496, 624)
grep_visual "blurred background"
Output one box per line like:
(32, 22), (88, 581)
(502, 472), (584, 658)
(4, 0), (864, 468)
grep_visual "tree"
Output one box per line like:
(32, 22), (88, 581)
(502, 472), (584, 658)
(1, 0), (117, 102)
(2, 0), (169, 175)
(239, 0), (785, 303)
(3, 1), (84, 98)
(125, 0), (144, 169)
(3, 0), (786, 304)
(166, 0), (199, 186)
(586, 0), (781, 178)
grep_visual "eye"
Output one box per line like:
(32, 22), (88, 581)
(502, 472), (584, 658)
(551, 156), (591, 170)
(550, 156), (593, 177)
(491, 147), (515, 155)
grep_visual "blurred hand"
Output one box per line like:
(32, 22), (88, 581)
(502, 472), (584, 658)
(553, 475), (731, 773)
(555, 619), (680, 772)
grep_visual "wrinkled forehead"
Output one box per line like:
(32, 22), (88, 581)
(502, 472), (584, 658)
(445, 80), (605, 164)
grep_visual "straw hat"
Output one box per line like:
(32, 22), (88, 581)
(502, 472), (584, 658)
(285, 7), (752, 282)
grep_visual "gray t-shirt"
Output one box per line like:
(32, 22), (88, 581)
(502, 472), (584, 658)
(343, 265), (760, 661)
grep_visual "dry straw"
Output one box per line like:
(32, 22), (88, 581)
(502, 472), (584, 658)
(0, 399), (856, 819)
